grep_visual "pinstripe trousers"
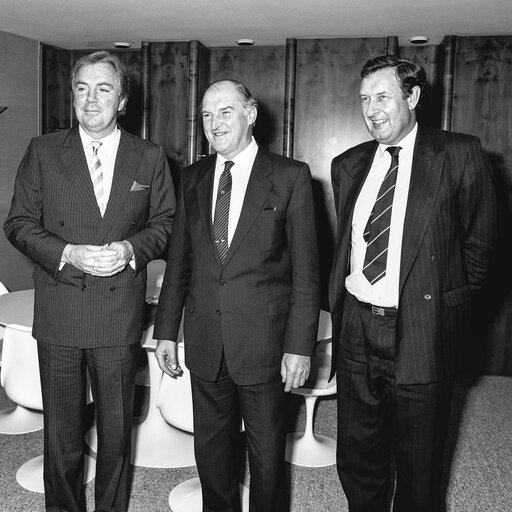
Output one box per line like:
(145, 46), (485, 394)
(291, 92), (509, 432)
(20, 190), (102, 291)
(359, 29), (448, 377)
(336, 293), (454, 512)
(38, 342), (140, 512)
(190, 356), (287, 512)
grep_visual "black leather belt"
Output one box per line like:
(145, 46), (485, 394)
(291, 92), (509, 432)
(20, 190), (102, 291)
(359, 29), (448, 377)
(359, 301), (398, 317)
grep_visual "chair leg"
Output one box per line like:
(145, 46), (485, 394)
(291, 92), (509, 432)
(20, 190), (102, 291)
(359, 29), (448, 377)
(285, 395), (337, 467)
(168, 477), (249, 512)
(0, 405), (44, 434)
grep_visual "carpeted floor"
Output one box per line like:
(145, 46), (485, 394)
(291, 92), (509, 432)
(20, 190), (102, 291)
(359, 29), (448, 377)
(0, 373), (511, 511)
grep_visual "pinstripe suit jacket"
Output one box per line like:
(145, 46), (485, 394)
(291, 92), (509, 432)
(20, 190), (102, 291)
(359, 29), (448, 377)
(4, 127), (175, 348)
(154, 148), (321, 386)
(328, 125), (497, 384)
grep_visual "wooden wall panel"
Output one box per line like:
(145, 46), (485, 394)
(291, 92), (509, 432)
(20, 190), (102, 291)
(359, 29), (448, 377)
(149, 42), (189, 176)
(451, 36), (512, 375)
(42, 45), (72, 133)
(209, 46), (286, 155)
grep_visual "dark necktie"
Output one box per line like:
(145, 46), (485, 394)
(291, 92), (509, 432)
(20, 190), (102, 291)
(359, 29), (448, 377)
(213, 160), (234, 263)
(362, 146), (401, 284)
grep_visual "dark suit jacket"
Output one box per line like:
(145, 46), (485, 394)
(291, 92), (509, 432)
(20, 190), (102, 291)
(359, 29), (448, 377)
(4, 127), (175, 348)
(154, 148), (320, 386)
(328, 125), (497, 384)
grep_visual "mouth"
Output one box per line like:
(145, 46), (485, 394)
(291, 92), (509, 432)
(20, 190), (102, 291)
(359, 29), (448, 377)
(370, 118), (387, 128)
(212, 130), (229, 137)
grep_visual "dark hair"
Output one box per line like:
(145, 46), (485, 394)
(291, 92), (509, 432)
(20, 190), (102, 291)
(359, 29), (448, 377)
(70, 51), (130, 114)
(361, 55), (426, 99)
(203, 79), (259, 112)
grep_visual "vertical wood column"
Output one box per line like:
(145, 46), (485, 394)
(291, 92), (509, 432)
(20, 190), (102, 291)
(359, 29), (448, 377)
(441, 35), (456, 131)
(386, 36), (399, 56)
(187, 40), (201, 165)
(141, 41), (150, 140)
(283, 38), (297, 158)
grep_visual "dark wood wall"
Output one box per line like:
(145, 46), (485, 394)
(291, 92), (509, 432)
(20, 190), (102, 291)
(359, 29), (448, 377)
(39, 35), (512, 375)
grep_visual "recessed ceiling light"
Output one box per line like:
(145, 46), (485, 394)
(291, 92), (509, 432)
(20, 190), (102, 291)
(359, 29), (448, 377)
(409, 36), (429, 45)
(236, 39), (255, 46)
(113, 41), (132, 49)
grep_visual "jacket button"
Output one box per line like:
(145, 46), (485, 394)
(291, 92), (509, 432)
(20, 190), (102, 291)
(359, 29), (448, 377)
(424, 294), (432, 300)
(59, 220), (64, 226)
(216, 310), (222, 315)
(81, 285), (87, 291)
(429, 254), (437, 261)
(110, 286), (116, 291)
(220, 279), (226, 285)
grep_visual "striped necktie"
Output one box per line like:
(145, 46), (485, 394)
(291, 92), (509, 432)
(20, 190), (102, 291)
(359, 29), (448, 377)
(362, 146), (401, 284)
(213, 160), (234, 264)
(88, 141), (105, 216)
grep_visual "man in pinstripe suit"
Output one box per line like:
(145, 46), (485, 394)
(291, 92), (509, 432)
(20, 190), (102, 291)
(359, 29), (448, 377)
(4, 51), (175, 511)
(329, 56), (496, 511)
(154, 79), (320, 512)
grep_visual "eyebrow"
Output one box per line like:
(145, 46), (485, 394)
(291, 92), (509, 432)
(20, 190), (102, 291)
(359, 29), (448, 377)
(200, 105), (234, 114)
(74, 81), (114, 88)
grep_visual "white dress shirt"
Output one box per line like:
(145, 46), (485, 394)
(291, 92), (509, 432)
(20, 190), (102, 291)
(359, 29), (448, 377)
(211, 137), (259, 246)
(346, 124), (418, 307)
(79, 125), (121, 209)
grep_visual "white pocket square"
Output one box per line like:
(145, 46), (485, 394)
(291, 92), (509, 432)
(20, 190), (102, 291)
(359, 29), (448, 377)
(130, 181), (150, 192)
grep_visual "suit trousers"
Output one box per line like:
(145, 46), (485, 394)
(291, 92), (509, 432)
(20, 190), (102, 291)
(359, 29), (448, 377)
(336, 293), (454, 512)
(190, 356), (286, 512)
(37, 341), (140, 512)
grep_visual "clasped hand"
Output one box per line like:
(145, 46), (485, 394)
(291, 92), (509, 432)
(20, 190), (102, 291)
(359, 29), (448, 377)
(64, 241), (133, 277)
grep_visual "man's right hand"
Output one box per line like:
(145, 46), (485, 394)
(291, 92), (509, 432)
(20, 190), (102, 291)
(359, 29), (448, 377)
(155, 339), (183, 377)
(62, 244), (119, 276)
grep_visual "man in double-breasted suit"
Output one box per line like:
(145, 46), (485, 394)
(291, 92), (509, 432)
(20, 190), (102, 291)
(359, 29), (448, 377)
(329, 56), (496, 511)
(4, 51), (175, 512)
(154, 79), (320, 512)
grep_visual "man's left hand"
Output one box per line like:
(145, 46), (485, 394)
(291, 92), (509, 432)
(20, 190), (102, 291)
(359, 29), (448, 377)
(99, 241), (134, 276)
(281, 353), (311, 392)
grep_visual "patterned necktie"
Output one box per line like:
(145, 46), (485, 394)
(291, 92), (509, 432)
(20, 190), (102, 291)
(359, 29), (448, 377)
(213, 160), (234, 263)
(88, 141), (105, 216)
(362, 146), (401, 285)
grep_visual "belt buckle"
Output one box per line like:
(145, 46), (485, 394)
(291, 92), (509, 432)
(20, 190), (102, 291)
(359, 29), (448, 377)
(371, 305), (385, 316)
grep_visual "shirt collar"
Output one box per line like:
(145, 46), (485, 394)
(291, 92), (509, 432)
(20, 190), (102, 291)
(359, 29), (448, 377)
(79, 125), (120, 152)
(377, 123), (418, 158)
(216, 136), (258, 168)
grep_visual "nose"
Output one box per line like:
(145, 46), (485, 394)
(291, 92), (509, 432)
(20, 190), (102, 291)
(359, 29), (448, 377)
(86, 89), (98, 103)
(366, 98), (379, 118)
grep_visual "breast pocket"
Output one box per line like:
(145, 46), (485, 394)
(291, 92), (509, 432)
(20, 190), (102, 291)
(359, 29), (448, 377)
(254, 209), (286, 253)
(124, 189), (151, 219)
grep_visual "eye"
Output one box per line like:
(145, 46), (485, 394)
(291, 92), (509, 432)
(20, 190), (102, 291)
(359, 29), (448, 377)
(378, 95), (388, 101)
(202, 112), (211, 120)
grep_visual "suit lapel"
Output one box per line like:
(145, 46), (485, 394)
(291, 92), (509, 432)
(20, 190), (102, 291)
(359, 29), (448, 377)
(224, 149), (272, 267)
(94, 131), (141, 243)
(60, 128), (102, 222)
(399, 126), (445, 292)
(195, 156), (219, 262)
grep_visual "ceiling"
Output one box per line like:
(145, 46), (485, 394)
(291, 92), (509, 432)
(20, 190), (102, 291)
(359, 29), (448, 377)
(1, 0), (511, 50)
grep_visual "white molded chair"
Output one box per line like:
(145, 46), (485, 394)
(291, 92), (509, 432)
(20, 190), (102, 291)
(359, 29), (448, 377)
(0, 323), (43, 434)
(0, 324), (95, 492)
(285, 310), (337, 467)
(0, 281), (9, 368)
(158, 344), (249, 511)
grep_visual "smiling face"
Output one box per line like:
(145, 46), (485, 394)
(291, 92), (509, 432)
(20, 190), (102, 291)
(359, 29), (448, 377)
(201, 82), (257, 160)
(360, 67), (420, 145)
(72, 62), (126, 139)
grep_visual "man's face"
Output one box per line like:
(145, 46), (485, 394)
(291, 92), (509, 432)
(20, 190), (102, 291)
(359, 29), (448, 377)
(201, 83), (256, 160)
(73, 62), (126, 139)
(359, 67), (419, 145)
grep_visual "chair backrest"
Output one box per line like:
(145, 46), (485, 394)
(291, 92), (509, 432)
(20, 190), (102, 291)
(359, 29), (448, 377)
(0, 281), (9, 296)
(0, 324), (42, 410)
(146, 259), (166, 290)
(316, 310), (333, 355)
(157, 344), (194, 433)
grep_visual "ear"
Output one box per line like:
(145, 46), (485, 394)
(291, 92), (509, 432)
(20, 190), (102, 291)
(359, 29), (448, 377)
(118, 97), (127, 113)
(407, 86), (421, 111)
(247, 106), (257, 126)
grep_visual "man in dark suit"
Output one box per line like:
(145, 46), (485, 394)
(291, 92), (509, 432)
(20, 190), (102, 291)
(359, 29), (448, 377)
(4, 51), (175, 512)
(329, 55), (496, 511)
(154, 79), (320, 512)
